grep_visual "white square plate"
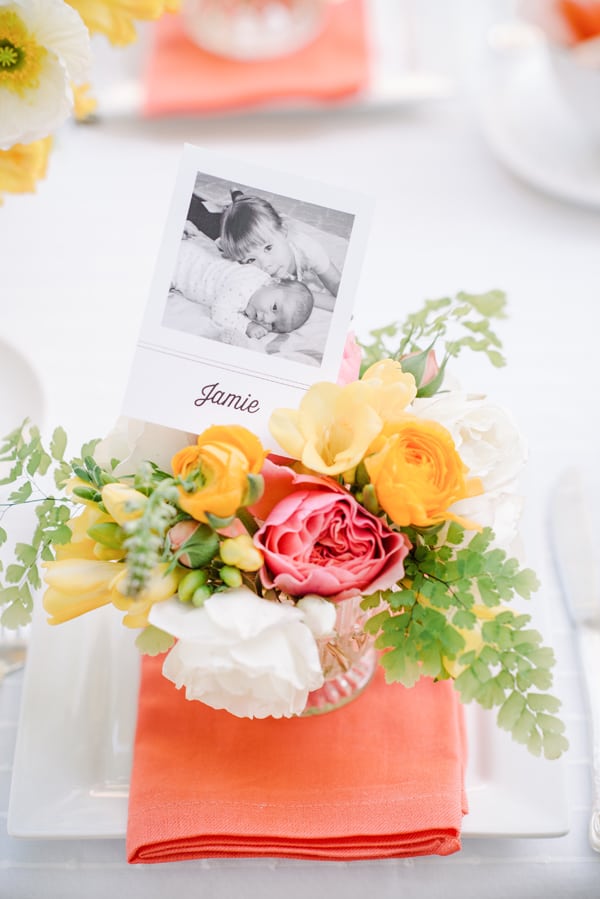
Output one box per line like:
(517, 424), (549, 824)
(8, 599), (568, 839)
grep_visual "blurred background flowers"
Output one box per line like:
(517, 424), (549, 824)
(0, 0), (179, 204)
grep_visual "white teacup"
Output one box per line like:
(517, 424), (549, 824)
(547, 36), (600, 144)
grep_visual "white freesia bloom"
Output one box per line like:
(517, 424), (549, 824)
(412, 391), (527, 542)
(94, 417), (194, 476)
(149, 588), (325, 719)
(0, 0), (90, 149)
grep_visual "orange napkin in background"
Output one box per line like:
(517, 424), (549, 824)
(126, 657), (468, 863)
(141, 0), (370, 117)
(559, 1), (600, 42)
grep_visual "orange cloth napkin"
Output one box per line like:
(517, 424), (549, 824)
(126, 657), (468, 863)
(141, 0), (370, 117)
(559, 1), (600, 41)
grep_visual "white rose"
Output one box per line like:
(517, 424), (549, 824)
(412, 391), (526, 492)
(149, 588), (324, 719)
(296, 595), (337, 637)
(94, 417), (193, 477)
(412, 391), (527, 541)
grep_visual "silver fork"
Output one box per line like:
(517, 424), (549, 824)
(0, 624), (29, 680)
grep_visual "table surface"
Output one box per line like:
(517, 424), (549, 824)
(1, 3), (600, 896)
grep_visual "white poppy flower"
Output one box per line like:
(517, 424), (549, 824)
(149, 588), (325, 719)
(0, 0), (90, 149)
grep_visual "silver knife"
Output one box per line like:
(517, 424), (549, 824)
(549, 467), (600, 852)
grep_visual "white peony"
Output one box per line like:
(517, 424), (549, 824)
(0, 0), (90, 149)
(149, 588), (325, 719)
(93, 416), (194, 477)
(412, 390), (527, 542)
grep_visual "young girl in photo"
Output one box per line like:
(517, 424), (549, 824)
(220, 195), (341, 302)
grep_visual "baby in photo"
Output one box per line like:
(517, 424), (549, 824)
(220, 194), (341, 302)
(171, 226), (314, 343)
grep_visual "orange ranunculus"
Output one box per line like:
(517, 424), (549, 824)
(365, 416), (483, 529)
(172, 427), (267, 523)
(196, 425), (266, 475)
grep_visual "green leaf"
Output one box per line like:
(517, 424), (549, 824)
(8, 481), (32, 503)
(50, 426), (67, 461)
(5, 564), (25, 583)
(1, 601), (31, 628)
(135, 625), (176, 656)
(0, 527), (7, 546)
(15, 542), (37, 566)
(497, 691), (526, 731)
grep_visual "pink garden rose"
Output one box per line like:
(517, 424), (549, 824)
(253, 469), (411, 602)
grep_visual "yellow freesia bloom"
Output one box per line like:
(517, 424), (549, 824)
(270, 381), (383, 476)
(101, 483), (147, 526)
(365, 415), (483, 529)
(0, 137), (51, 204)
(361, 359), (417, 422)
(42, 558), (123, 624)
(54, 505), (111, 561)
(111, 563), (182, 628)
(66, 0), (180, 46)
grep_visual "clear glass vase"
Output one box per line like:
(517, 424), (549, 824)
(181, 0), (329, 61)
(302, 594), (378, 716)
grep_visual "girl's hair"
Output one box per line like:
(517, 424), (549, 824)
(220, 195), (285, 261)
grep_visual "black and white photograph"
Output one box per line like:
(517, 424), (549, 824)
(122, 145), (372, 440)
(163, 172), (355, 367)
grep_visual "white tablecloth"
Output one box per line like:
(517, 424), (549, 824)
(1, 4), (599, 895)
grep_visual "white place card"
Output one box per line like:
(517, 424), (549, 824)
(122, 144), (372, 443)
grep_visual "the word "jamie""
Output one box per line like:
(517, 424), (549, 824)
(194, 382), (260, 414)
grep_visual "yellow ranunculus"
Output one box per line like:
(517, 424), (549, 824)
(172, 427), (267, 523)
(101, 483), (147, 526)
(42, 558), (123, 624)
(0, 137), (52, 204)
(365, 416), (482, 529)
(110, 563), (182, 628)
(66, 0), (179, 46)
(269, 381), (383, 476)
(361, 359), (417, 422)
(220, 535), (264, 572)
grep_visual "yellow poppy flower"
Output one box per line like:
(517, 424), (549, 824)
(66, 0), (180, 46)
(0, 137), (51, 203)
(0, 1), (90, 149)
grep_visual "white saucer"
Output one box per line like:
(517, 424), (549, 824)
(480, 48), (600, 210)
(0, 338), (45, 437)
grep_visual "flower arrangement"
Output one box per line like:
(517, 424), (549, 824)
(0, 291), (568, 759)
(0, 0), (179, 203)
